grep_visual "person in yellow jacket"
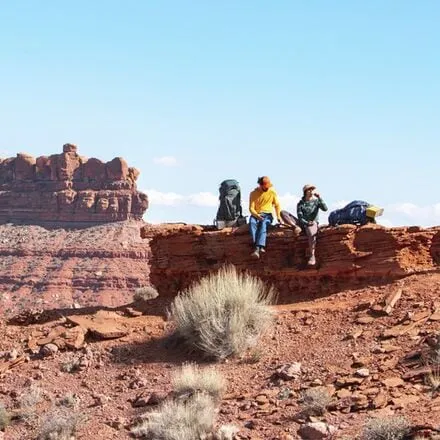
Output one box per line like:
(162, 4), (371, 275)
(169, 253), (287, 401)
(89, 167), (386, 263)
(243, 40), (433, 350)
(248, 176), (283, 259)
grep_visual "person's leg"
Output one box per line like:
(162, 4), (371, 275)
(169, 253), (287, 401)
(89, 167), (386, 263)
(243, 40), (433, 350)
(257, 214), (273, 249)
(305, 221), (318, 265)
(249, 216), (261, 258)
(249, 216), (259, 245)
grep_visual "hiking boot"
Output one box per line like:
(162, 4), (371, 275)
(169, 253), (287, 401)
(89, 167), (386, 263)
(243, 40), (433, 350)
(251, 249), (260, 259)
(308, 255), (316, 266)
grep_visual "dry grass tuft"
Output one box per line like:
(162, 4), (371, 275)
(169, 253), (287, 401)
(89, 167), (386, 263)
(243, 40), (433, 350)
(215, 424), (240, 440)
(362, 416), (411, 440)
(169, 265), (276, 359)
(38, 409), (85, 440)
(0, 401), (10, 430)
(299, 387), (331, 416)
(134, 286), (159, 302)
(57, 394), (79, 409)
(172, 363), (226, 403)
(131, 393), (216, 440)
(18, 385), (42, 421)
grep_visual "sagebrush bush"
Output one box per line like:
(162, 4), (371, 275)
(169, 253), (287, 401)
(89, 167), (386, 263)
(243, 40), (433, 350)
(18, 385), (42, 421)
(169, 266), (276, 359)
(216, 424), (239, 440)
(362, 416), (411, 440)
(0, 402), (10, 430)
(131, 393), (216, 440)
(172, 363), (226, 403)
(38, 410), (84, 440)
(134, 286), (159, 302)
(299, 387), (331, 416)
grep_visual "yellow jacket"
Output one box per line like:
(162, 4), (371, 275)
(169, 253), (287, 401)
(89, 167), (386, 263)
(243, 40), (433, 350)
(249, 187), (281, 220)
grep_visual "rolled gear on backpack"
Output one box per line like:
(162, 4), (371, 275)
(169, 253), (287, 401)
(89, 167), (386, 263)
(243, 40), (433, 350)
(215, 179), (246, 229)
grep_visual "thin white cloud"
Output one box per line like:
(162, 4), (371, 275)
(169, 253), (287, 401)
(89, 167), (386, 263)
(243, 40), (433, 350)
(144, 189), (440, 226)
(147, 189), (184, 206)
(188, 192), (218, 207)
(145, 189), (217, 208)
(153, 156), (178, 167)
(0, 149), (11, 158)
(386, 202), (440, 225)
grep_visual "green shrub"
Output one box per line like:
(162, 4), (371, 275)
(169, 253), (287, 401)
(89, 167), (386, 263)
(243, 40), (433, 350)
(169, 266), (276, 359)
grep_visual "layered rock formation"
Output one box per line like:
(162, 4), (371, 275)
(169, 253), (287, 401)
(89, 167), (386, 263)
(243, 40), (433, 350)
(142, 224), (440, 302)
(0, 144), (148, 223)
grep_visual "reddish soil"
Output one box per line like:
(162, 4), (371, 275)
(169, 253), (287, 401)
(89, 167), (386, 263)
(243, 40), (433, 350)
(1, 272), (440, 439)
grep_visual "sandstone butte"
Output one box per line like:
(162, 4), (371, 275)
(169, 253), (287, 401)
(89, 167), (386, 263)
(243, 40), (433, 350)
(0, 145), (439, 316)
(0, 143), (148, 223)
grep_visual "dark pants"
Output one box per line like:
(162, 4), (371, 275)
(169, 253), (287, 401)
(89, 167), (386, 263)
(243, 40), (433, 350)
(249, 213), (273, 248)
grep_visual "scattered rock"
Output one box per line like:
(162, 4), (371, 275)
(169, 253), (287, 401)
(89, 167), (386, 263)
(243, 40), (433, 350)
(298, 422), (337, 439)
(355, 368), (370, 378)
(276, 363), (302, 381)
(255, 394), (269, 405)
(356, 316), (375, 324)
(40, 343), (59, 357)
(372, 391), (389, 409)
(67, 311), (129, 339)
(392, 394), (420, 408)
(335, 377), (364, 388)
(382, 377), (404, 388)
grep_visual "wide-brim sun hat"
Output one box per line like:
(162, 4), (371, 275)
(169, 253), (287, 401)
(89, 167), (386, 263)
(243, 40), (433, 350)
(303, 184), (316, 193)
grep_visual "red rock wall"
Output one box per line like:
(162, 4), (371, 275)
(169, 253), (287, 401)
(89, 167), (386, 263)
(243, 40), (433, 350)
(142, 224), (440, 302)
(0, 144), (148, 223)
(0, 220), (438, 316)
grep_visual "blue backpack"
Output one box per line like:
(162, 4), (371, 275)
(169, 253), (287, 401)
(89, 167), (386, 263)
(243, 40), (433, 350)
(328, 200), (370, 226)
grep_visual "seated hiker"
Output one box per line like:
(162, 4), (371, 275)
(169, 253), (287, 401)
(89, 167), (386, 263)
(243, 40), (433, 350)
(297, 184), (328, 266)
(249, 176), (283, 259)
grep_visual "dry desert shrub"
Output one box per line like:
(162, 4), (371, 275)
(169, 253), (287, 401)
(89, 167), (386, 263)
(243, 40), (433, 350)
(131, 392), (216, 440)
(362, 416), (411, 440)
(215, 424), (239, 440)
(18, 385), (42, 421)
(172, 363), (226, 403)
(0, 401), (10, 430)
(38, 409), (85, 440)
(299, 387), (332, 416)
(168, 265), (276, 359)
(134, 286), (159, 302)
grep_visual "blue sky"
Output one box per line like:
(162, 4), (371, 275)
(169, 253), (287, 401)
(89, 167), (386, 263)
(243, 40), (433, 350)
(0, 1), (439, 226)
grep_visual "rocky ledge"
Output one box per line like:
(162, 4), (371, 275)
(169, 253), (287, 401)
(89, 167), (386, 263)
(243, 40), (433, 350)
(0, 144), (148, 223)
(142, 223), (440, 302)
(0, 220), (438, 316)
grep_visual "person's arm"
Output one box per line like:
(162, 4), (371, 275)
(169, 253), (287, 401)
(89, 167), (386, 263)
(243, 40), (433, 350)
(249, 191), (260, 218)
(297, 201), (308, 226)
(315, 193), (328, 212)
(273, 191), (282, 223)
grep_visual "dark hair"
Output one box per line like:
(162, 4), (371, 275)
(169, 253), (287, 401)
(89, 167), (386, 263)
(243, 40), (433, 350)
(257, 176), (264, 185)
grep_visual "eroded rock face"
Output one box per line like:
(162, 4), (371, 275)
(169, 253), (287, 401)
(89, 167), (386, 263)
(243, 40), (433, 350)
(0, 222), (438, 316)
(0, 144), (148, 223)
(141, 223), (440, 301)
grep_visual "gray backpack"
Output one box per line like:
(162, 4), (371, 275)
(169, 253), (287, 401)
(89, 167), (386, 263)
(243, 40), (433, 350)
(215, 180), (246, 229)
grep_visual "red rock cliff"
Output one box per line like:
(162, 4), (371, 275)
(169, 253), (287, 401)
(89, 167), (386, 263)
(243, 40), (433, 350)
(0, 144), (148, 223)
(142, 224), (440, 302)
(0, 222), (438, 316)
